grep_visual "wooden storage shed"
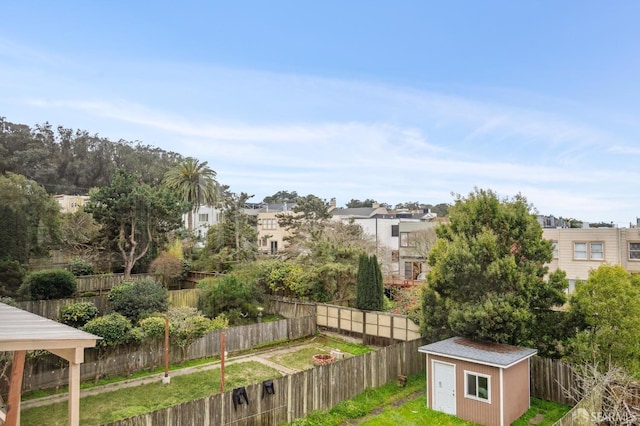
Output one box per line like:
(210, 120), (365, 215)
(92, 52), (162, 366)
(418, 337), (536, 426)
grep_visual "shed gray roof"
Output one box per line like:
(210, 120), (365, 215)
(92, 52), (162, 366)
(418, 337), (536, 368)
(0, 302), (99, 352)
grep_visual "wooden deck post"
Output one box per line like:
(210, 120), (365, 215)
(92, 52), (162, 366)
(6, 350), (26, 426)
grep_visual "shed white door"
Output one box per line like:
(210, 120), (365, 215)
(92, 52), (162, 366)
(433, 361), (456, 415)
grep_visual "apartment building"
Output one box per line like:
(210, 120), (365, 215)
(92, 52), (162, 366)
(543, 226), (640, 291)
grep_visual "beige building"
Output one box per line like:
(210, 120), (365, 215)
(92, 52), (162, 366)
(54, 194), (90, 214)
(256, 203), (294, 254)
(543, 227), (640, 291)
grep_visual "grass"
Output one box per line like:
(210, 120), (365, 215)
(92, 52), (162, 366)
(267, 335), (373, 371)
(290, 373), (569, 426)
(20, 361), (281, 426)
(314, 334), (374, 355)
(290, 373), (432, 426)
(360, 395), (479, 426)
(511, 398), (571, 426)
(20, 333), (334, 401)
(21, 354), (223, 400)
(268, 345), (334, 370)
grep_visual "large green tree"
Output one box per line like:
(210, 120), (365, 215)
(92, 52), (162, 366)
(291, 220), (374, 302)
(85, 171), (183, 279)
(0, 172), (61, 260)
(1, 117), (183, 194)
(421, 188), (567, 351)
(262, 190), (299, 204)
(162, 158), (219, 231)
(567, 264), (640, 374)
(277, 194), (331, 255)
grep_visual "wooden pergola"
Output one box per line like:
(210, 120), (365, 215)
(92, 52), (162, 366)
(0, 303), (99, 426)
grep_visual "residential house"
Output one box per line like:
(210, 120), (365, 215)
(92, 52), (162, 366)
(346, 208), (439, 279)
(54, 194), (90, 214)
(256, 203), (295, 255)
(185, 205), (223, 239)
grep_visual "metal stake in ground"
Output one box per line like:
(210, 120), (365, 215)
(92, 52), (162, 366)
(162, 316), (170, 384)
(220, 332), (226, 393)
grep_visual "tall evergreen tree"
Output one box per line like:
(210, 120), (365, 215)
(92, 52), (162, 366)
(355, 254), (369, 308)
(421, 188), (567, 349)
(355, 254), (384, 311)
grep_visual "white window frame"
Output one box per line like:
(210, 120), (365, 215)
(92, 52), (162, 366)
(574, 241), (604, 261)
(589, 242), (604, 260)
(630, 242), (640, 261)
(573, 242), (587, 260)
(551, 240), (558, 259)
(198, 213), (209, 223)
(464, 370), (491, 403)
(262, 218), (277, 230)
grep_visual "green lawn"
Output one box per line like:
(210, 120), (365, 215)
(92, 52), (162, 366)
(267, 335), (373, 371)
(290, 372), (569, 426)
(20, 361), (281, 426)
(511, 398), (571, 426)
(360, 395), (478, 426)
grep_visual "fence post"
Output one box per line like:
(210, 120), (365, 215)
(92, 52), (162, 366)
(287, 373), (293, 423)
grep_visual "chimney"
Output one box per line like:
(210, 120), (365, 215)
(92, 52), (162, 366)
(372, 203), (380, 209)
(330, 198), (337, 208)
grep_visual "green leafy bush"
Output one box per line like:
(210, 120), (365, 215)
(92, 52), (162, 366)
(0, 296), (18, 307)
(82, 313), (134, 347)
(18, 269), (77, 300)
(67, 257), (96, 276)
(59, 301), (99, 328)
(108, 278), (168, 322)
(197, 275), (262, 323)
(139, 316), (167, 339)
(0, 258), (26, 298)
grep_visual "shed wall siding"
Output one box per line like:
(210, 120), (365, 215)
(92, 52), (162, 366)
(429, 354), (501, 426)
(503, 360), (530, 425)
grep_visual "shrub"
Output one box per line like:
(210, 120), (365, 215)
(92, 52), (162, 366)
(108, 278), (169, 322)
(18, 269), (77, 300)
(67, 257), (95, 276)
(82, 313), (134, 347)
(0, 296), (18, 307)
(197, 275), (262, 322)
(139, 316), (167, 339)
(59, 301), (99, 328)
(148, 252), (184, 286)
(0, 258), (26, 298)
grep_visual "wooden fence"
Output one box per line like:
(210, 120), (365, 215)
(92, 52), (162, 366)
(75, 273), (160, 295)
(316, 303), (421, 344)
(265, 297), (421, 345)
(16, 288), (200, 320)
(168, 288), (199, 309)
(266, 296), (316, 318)
(103, 338), (428, 426)
(530, 356), (579, 406)
(17, 295), (109, 321)
(12, 316), (316, 393)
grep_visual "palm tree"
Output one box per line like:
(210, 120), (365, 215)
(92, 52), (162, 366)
(163, 158), (219, 231)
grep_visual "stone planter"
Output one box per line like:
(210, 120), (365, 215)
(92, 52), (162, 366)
(312, 353), (335, 366)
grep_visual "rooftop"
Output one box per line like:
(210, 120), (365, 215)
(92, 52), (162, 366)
(418, 336), (537, 368)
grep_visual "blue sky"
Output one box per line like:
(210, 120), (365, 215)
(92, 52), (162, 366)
(2, 1), (640, 226)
